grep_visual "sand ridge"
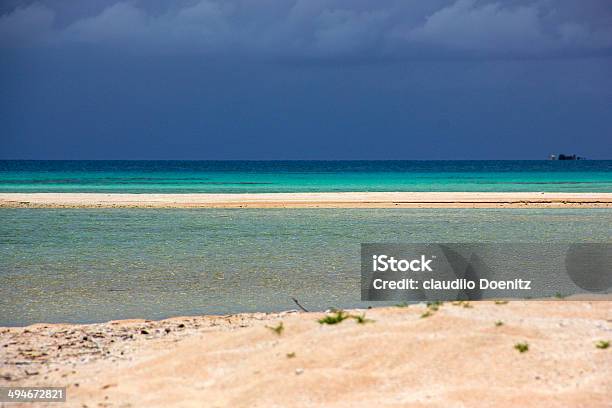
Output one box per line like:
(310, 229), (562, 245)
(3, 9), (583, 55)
(1, 192), (612, 208)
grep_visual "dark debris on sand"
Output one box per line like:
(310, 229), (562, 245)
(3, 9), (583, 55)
(0, 311), (292, 384)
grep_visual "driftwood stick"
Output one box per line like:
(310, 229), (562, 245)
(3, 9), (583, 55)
(291, 297), (309, 312)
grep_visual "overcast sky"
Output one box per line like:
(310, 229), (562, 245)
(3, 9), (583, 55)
(1, 0), (611, 159)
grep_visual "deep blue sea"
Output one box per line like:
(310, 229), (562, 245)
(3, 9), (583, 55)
(1, 160), (611, 193)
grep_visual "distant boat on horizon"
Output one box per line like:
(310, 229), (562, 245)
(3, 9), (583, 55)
(549, 154), (585, 160)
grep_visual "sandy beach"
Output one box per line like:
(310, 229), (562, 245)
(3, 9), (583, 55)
(1, 301), (611, 407)
(1, 192), (612, 208)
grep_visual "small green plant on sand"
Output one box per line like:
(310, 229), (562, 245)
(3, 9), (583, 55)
(266, 322), (284, 335)
(555, 292), (566, 299)
(595, 340), (610, 349)
(495, 321), (504, 327)
(452, 300), (472, 308)
(494, 300), (508, 305)
(420, 301), (444, 318)
(318, 310), (374, 325)
(286, 352), (296, 358)
(318, 310), (349, 325)
(396, 302), (409, 308)
(352, 314), (374, 324)
(514, 342), (529, 353)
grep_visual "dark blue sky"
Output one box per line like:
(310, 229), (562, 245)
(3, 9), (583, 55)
(1, 0), (611, 159)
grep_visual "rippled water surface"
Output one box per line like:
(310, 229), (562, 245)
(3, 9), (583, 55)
(1, 208), (611, 326)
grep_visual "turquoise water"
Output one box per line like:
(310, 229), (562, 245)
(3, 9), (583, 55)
(1, 208), (611, 326)
(1, 160), (612, 192)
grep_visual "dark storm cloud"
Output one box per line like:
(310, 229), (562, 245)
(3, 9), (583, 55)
(1, 0), (611, 58)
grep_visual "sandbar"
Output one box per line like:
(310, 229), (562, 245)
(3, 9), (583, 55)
(1, 192), (612, 208)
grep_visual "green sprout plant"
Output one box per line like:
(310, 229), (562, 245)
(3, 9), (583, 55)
(514, 342), (529, 353)
(266, 322), (284, 335)
(352, 314), (374, 324)
(318, 310), (374, 325)
(452, 300), (472, 308)
(595, 340), (609, 349)
(318, 310), (350, 325)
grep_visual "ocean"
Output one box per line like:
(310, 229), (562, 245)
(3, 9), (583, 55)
(1, 208), (611, 326)
(1, 160), (612, 193)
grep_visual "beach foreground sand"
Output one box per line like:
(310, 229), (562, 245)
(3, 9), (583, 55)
(1, 192), (612, 208)
(1, 301), (611, 407)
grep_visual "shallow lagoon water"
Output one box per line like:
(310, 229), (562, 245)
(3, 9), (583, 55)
(1, 208), (611, 326)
